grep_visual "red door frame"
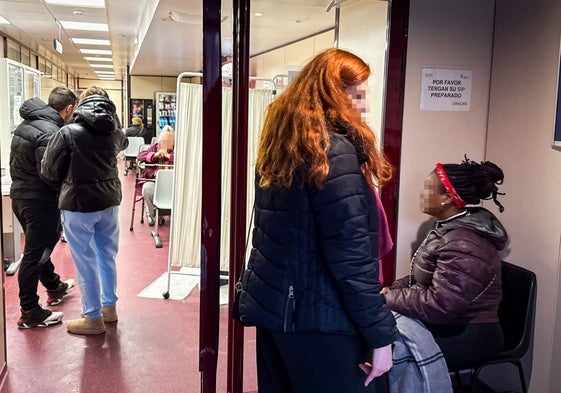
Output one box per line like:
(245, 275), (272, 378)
(380, 0), (410, 287)
(199, 0), (222, 392)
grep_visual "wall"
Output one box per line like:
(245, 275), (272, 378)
(339, 0), (389, 138)
(131, 76), (177, 98)
(249, 30), (333, 84)
(484, 1), (561, 391)
(400, 1), (561, 391)
(397, 0), (495, 277)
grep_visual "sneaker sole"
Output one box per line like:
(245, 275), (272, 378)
(67, 328), (106, 335)
(47, 281), (76, 306)
(17, 318), (63, 329)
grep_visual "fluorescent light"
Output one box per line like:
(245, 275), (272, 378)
(80, 48), (112, 55)
(0, 16), (10, 24)
(60, 21), (108, 31)
(96, 72), (115, 75)
(90, 64), (113, 69)
(84, 56), (112, 62)
(45, 0), (105, 7)
(72, 38), (110, 46)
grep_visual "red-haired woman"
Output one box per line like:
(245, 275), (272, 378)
(234, 48), (398, 392)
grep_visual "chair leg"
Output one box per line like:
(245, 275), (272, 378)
(453, 371), (464, 388)
(471, 367), (482, 393)
(513, 360), (528, 393)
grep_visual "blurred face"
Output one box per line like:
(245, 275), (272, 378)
(420, 171), (446, 216)
(159, 132), (174, 151)
(346, 80), (369, 114)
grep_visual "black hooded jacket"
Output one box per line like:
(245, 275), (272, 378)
(9, 97), (65, 201)
(236, 134), (399, 349)
(40, 95), (128, 212)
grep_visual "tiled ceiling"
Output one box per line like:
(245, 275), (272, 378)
(0, 0), (348, 80)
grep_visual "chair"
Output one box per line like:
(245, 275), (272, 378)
(128, 144), (154, 231)
(122, 137), (145, 176)
(469, 261), (537, 393)
(150, 169), (174, 248)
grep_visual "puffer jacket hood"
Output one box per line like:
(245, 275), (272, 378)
(436, 207), (507, 250)
(19, 97), (64, 126)
(73, 95), (117, 134)
(40, 95), (127, 213)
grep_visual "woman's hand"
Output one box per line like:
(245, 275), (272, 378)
(358, 344), (393, 387)
(380, 287), (390, 295)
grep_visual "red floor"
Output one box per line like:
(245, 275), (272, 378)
(0, 161), (257, 393)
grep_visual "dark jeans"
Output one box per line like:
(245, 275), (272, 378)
(12, 199), (62, 311)
(256, 328), (387, 393)
(427, 322), (504, 371)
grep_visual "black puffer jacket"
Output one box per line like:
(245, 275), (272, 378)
(385, 207), (508, 325)
(236, 134), (399, 349)
(9, 98), (64, 201)
(40, 95), (128, 212)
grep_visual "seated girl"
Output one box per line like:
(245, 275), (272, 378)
(383, 157), (508, 371)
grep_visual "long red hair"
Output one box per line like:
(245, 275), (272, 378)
(256, 48), (392, 189)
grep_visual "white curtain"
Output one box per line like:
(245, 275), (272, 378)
(170, 83), (274, 269)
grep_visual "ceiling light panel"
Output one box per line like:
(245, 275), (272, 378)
(84, 56), (112, 62)
(60, 21), (108, 31)
(80, 49), (112, 55)
(89, 64), (114, 68)
(45, 0), (105, 7)
(72, 38), (110, 46)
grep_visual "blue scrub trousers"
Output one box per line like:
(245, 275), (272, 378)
(61, 206), (120, 318)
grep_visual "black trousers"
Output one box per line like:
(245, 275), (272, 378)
(12, 199), (62, 311)
(427, 322), (504, 371)
(256, 328), (387, 393)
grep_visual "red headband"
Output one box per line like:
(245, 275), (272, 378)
(435, 163), (467, 208)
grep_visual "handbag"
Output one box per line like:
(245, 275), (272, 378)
(231, 207), (254, 324)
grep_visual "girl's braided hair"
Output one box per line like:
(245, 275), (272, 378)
(441, 155), (505, 212)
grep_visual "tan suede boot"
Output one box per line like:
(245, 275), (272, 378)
(67, 316), (106, 335)
(80, 306), (118, 322)
(101, 306), (118, 322)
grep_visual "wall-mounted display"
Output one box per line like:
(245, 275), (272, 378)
(553, 54), (561, 150)
(0, 58), (41, 169)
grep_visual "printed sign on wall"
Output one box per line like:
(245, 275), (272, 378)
(420, 68), (473, 111)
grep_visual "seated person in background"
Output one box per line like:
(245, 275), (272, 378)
(136, 128), (174, 226)
(125, 117), (145, 138)
(382, 156), (508, 371)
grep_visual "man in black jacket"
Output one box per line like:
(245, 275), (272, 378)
(9, 87), (77, 329)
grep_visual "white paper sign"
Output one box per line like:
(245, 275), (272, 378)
(420, 68), (472, 111)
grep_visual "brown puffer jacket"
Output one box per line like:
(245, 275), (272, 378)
(385, 207), (508, 325)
